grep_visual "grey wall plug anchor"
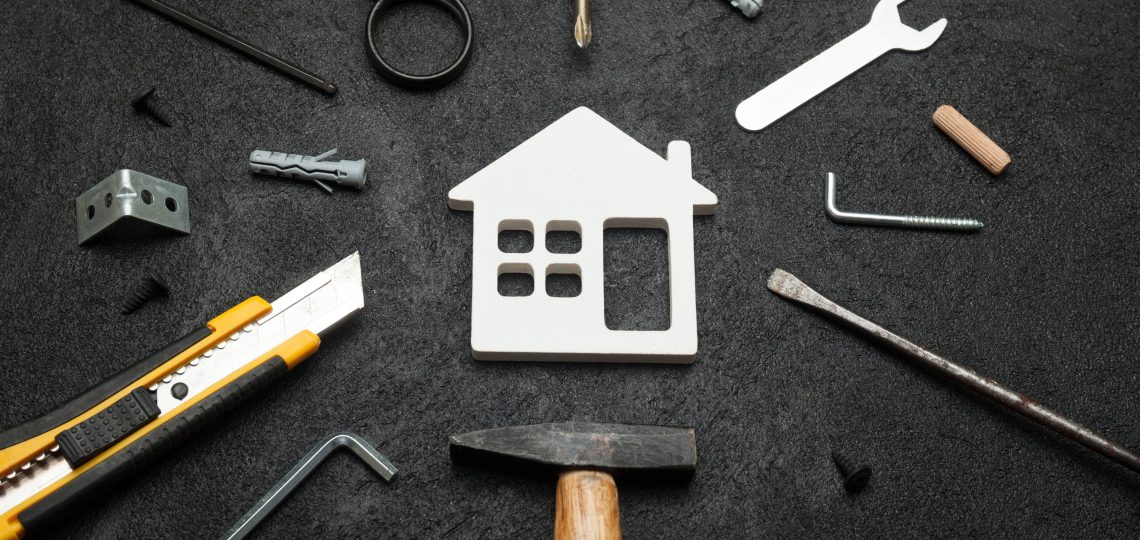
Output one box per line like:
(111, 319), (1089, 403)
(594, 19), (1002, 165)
(249, 149), (367, 194)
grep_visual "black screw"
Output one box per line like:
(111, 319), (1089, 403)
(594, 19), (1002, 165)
(130, 87), (174, 127)
(122, 271), (170, 315)
(832, 451), (872, 494)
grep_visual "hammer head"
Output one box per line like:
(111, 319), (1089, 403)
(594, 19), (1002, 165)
(449, 422), (697, 481)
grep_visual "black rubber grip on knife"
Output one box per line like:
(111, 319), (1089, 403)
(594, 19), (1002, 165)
(18, 356), (289, 535)
(0, 326), (211, 451)
(55, 388), (161, 468)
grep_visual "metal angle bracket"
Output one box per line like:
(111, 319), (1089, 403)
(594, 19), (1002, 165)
(75, 169), (190, 245)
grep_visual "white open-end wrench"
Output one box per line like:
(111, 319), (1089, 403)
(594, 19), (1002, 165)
(736, 0), (947, 132)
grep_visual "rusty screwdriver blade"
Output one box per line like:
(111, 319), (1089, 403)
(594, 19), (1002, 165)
(128, 0), (337, 96)
(767, 269), (1140, 475)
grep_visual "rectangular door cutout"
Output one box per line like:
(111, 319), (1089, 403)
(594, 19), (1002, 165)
(603, 226), (670, 331)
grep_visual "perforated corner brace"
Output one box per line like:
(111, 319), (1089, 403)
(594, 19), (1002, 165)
(75, 169), (190, 245)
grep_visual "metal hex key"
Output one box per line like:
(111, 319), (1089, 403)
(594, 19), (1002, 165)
(767, 269), (1140, 475)
(222, 434), (398, 540)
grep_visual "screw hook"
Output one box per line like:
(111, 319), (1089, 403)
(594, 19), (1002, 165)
(825, 172), (984, 232)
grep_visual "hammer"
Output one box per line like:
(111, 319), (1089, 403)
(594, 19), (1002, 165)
(449, 422), (697, 539)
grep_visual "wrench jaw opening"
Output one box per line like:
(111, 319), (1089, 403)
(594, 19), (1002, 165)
(870, 0), (948, 52)
(871, 0), (910, 24)
(733, 0), (948, 132)
(894, 18), (947, 52)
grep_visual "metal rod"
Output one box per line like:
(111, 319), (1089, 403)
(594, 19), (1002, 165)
(129, 0), (337, 96)
(221, 433), (397, 540)
(767, 269), (1140, 475)
(825, 173), (984, 232)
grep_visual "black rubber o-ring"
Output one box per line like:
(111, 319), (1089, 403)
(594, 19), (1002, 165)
(367, 0), (474, 90)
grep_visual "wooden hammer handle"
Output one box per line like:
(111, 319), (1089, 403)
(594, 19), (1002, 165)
(555, 470), (621, 540)
(933, 105), (1011, 175)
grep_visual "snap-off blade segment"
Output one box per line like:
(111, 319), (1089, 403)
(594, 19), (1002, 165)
(154, 252), (363, 413)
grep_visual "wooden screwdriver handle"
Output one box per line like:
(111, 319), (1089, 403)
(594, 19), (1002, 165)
(933, 105), (1011, 175)
(555, 470), (621, 540)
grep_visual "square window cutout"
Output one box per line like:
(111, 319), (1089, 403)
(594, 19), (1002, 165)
(546, 265), (582, 298)
(546, 221), (582, 254)
(498, 263), (534, 297)
(499, 220), (533, 253)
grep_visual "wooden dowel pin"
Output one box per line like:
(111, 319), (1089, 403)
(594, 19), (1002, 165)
(933, 105), (1011, 175)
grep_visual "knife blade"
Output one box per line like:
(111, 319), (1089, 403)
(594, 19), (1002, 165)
(0, 253), (364, 539)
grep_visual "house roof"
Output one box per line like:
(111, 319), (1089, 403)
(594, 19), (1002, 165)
(448, 107), (717, 215)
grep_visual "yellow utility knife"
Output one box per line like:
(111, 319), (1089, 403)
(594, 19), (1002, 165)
(0, 253), (364, 539)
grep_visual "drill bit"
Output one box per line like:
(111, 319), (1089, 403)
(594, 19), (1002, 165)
(574, 0), (592, 48)
(767, 269), (1140, 475)
(128, 0), (337, 96)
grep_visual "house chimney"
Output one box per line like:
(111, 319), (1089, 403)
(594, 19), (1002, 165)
(667, 141), (693, 179)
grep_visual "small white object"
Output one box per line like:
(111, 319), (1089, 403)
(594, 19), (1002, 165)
(448, 107), (718, 363)
(735, 0), (947, 131)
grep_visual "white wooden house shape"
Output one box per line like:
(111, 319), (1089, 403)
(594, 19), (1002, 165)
(448, 107), (717, 363)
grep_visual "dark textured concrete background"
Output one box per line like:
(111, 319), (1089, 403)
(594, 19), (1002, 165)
(1, 0), (1137, 537)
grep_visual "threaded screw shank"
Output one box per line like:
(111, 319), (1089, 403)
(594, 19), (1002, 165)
(122, 271), (169, 314)
(897, 215), (985, 231)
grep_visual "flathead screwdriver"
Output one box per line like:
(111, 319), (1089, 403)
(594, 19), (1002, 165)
(768, 269), (1140, 475)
